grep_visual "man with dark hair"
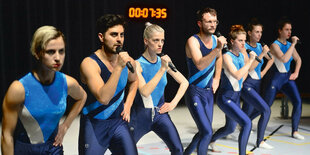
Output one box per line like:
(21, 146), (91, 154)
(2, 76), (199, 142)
(78, 14), (138, 155)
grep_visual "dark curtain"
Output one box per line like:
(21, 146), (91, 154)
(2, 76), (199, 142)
(1, 0), (309, 117)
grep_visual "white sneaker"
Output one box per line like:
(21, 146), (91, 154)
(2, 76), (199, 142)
(293, 133), (305, 140)
(209, 142), (221, 152)
(259, 142), (274, 149)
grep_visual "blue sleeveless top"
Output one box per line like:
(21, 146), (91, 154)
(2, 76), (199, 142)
(18, 71), (67, 144)
(186, 34), (217, 88)
(136, 56), (167, 107)
(221, 52), (245, 91)
(82, 53), (128, 120)
(273, 40), (293, 73)
(245, 42), (264, 80)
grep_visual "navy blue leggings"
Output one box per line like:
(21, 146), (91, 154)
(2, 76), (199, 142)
(264, 72), (301, 133)
(211, 90), (252, 155)
(14, 139), (63, 155)
(130, 108), (183, 155)
(78, 115), (138, 155)
(184, 85), (214, 155)
(241, 77), (271, 146)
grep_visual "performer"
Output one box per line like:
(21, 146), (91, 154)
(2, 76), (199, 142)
(262, 17), (304, 140)
(183, 7), (226, 155)
(129, 22), (188, 155)
(1, 25), (87, 155)
(78, 14), (138, 154)
(209, 25), (256, 155)
(240, 19), (274, 149)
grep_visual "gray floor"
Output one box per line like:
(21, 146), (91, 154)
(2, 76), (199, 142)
(1, 99), (309, 155)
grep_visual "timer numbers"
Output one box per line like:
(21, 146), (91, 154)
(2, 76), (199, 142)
(128, 7), (167, 19)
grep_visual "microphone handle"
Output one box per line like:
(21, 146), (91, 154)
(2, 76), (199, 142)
(255, 57), (262, 63)
(157, 53), (177, 72)
(261, 42), (272, 59)
(222, 44), (229, 53)
(215, 31), (229, 53)
(126, 62), (135, 73)
(116, 46), (135, 73)
(168, 62), (177, 72)
(246, 49), (262, 63)
(266, 52), (272, 59)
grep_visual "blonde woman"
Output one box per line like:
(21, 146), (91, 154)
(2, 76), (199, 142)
(1, 25), (86, 155)
(129, 22), (188, 155)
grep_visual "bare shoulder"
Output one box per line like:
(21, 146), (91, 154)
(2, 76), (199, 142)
(135, 60), (142, 73)
(81, 56), (99, 71)
(186, 36), (199, 45)
(4, 80), (25, 106)
(64, 74), (79, 87)
(80, 56), (101, 83)
(270, 43), (280, 50)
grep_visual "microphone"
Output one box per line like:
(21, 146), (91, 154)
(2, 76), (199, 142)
(297, 40), (302, 45)
(157, 53), (177, 72)
(116, 46), (135, 73)
(260, 42), (272, 59)
(246, 49), (262, 63)
(215, 32), (229, 53)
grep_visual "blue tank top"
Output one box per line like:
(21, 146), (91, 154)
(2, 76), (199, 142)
(221, 52), (245, 91)
(245, 43), (264, 80)
(273, 40), (293, 73)
(186, 34), (217, 88)
(18, 71), (67, 144)
(82, 53), (128, 120)
(137, 55), (167, 107)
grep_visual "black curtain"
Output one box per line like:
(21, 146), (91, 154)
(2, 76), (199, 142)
(1, 0), (309, 117)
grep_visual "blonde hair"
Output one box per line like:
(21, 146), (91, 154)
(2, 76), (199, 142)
(143, 22), (164, 39)
(30, 25), (64, 57)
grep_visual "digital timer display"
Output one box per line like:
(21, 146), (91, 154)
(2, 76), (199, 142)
(128, 7), (167, 19)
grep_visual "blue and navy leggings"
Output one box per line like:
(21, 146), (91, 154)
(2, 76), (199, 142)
(263, 72), (302, 133)
(241, 77), (271, 146)
(184, 84), (214, 155)
(211, 90), (252, 155)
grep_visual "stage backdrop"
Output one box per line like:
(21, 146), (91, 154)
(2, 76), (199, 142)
(1, 0), (309, 117)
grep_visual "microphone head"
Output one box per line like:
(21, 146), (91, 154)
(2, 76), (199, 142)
(116, 46), (123, 54)
(215, 31), (222, 37)
(246, 49), (251, 53)
(156, 53), (165, 57)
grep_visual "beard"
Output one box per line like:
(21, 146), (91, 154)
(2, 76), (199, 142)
(103, 43), (117, 54)
(202, 27), (215, 36)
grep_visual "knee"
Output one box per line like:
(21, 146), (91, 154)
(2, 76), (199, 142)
(240, 119), (252, 132)
(170, 145), (183, 155)
(262, 106), (271, 117)
(200, 127), (213, 139)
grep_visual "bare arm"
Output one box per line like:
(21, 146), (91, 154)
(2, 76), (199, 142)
(80, 56), (123, 105)
(261, 54), (274, 78)
(121, 61), (138, 122)
(223, 52), (255, 81)
(1, 81), (24, 155)
(289, 49), (302, 80)
(159, 68), (189, 114)
(185, 36), (223, 71)
(137, 57), (169, 97)
(270, 37), (298, 63)
(53, 75), (87, 146)
(249, 45), (269, 71)
(212, 54), (222, 93)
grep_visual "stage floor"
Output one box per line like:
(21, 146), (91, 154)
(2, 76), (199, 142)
(1, 99), (309, 155)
